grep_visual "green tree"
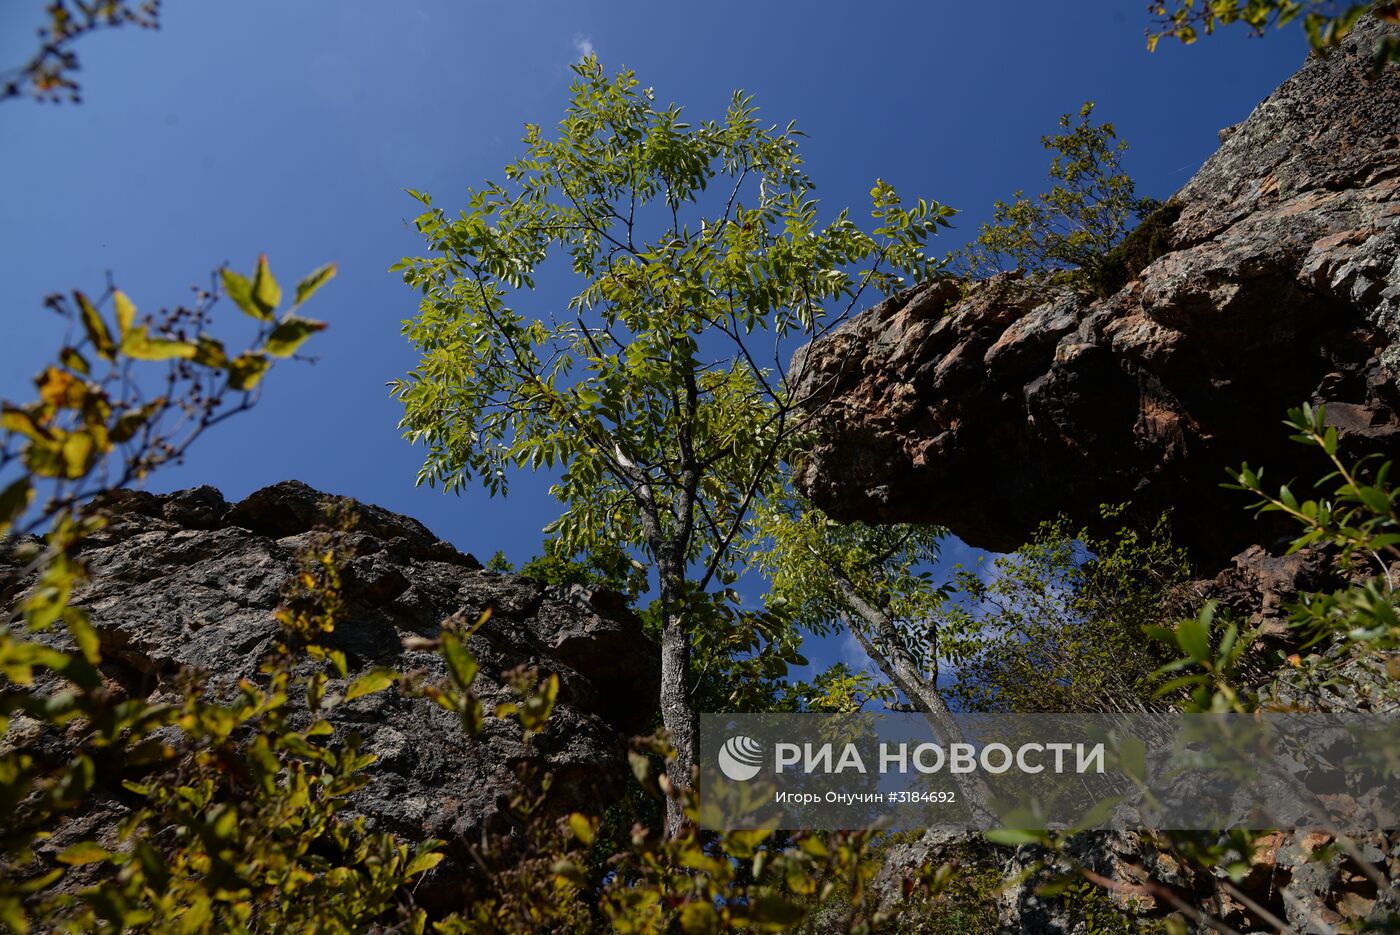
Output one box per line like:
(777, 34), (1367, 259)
(1147, 1), (1400, 67)
(954, 102), (1156, 292)
(391, 58), (950, 834)
(747, 493), (1007, 815)
(937, 510), (1193, 715)
(750, 492), (950, 719)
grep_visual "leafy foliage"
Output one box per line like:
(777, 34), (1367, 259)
(0, 262), (443, 934)
(438, 728), (982, 935)
(750, 491), (948, 704)
(489, 542), (649, 599)
(952, 103), (1157, 293)
(0, 255), (330, 544)
(1147, 403), (1400, 717)
(784, 662), (899, 713)
(390, 57), (950, 828)
(752, 493), (947, 652)
(1147, 1), (1400, 68)
(939, 509), (1193, 714)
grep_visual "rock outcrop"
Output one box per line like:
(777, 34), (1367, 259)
(793, 16), (1400, 563)
(1, 481), (659, 910)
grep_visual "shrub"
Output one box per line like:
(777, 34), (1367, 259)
(952, 102), (1157, 294)
(939, 509), (1193, 714)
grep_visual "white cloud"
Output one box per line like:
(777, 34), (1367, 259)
(572, 34), (596, 61)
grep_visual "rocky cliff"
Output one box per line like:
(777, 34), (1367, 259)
(793, 16), (1400, 565)
(0, 481), (659, 910)
(795, 17), (1400, 933)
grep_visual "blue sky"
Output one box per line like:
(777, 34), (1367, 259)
(0, 2), (1307, 681)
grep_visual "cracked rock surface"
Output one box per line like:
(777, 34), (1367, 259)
(793, 17), (1400, 564)
(2, 480), (659, 910)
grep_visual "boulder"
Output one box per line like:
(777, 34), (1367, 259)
(2, 481), (660, 911)
(792, 16), (1400, 565)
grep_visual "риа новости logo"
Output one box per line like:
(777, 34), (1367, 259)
(718, 735), (764, 781)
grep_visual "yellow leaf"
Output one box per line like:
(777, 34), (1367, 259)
(265, 315), (326, 358)
(678, 901), (720, 935)
(74, 291), (115, 360)
(113, 290), (137, 335)
(404, 850), (444, 877)
(35, 366), (84, 409)
(568, 812), (594, 846)
(120, 327), (198, 362)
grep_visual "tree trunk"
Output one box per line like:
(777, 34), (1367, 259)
(831, 572), (998, 825)
(655, 560), (696, 838)
(659, 611), (696, 836)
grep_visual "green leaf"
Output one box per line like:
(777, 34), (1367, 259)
(64, 608), (102, 665)
(404, 849), (444, 877)
(567, 812), (594, 846)
(0, 478), (33, 535)
(75, 291), (115, 360)
(344, 667), (397, 701)
(228, 353), (270, 391)
(294, 262), (337, 307)
(252, 253), (282, 317)
(222, 268), (266, 321)
(984, 828), (1046, 846)
(113, 290), (137, 336)
(1177, 609), (1212, 664)
(120, 327), (198, 362)
(57, 841), (110, 866)
(441, 632), (478, 689)
(519, 672), (558, 733)
(265, 315), (326, 358)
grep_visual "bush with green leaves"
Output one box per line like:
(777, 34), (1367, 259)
(1010, 404), (1400, 933)
(1151, 403), (1400, 714)
(0, 260), (461, 935)
(0, 260), (992, 935)
(951, 102), (1158, 295)
(938, 509), (1194, 715)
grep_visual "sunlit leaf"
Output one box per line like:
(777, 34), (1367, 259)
(344, 667), (397, 701)
(222, 267), (266, 321)
(228, 353), (270, 391)
(113, 289), (137, 335)
(265, 315), (326, 358)
(75, 291), (115, 360)
(294, 262), (337, 307)
(252, 253), (282, 317)
(57, 841), (109, 866)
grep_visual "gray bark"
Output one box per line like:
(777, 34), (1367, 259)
(659, 608), (696, 836)
(828, 564), (997, 824)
